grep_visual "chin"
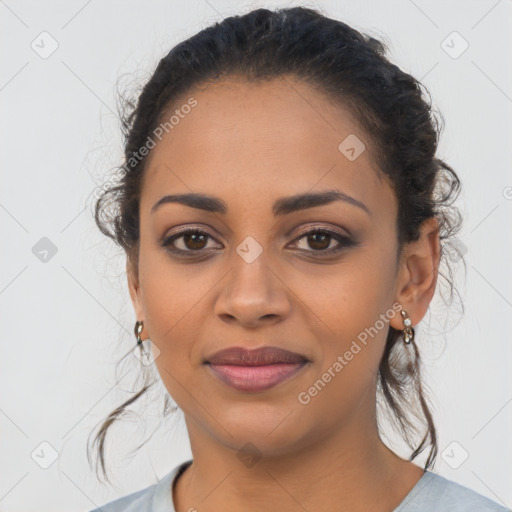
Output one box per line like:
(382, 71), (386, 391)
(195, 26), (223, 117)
(209, 401), (312, 455)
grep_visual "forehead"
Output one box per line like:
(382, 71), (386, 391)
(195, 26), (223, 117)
(140, 77), (393, 217)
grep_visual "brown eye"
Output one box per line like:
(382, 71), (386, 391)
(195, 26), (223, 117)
(162, 229), (219, 254)
(292, 228), (355, 255)
(181, 232), (208, 250)
(161, 226), (356, 260)
(304, 232), (331, 250)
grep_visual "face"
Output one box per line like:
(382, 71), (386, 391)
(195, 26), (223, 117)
(127, 76), (438, 457)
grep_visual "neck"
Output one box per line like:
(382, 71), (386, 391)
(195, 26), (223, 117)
(173, 414), (424, 512)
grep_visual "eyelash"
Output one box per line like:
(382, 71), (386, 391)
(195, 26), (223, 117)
(160, 226), (356, 258)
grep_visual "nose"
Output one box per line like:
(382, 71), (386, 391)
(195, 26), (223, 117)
(214, 251), (292, 329)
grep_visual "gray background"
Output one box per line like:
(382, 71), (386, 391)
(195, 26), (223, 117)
(1, 0), (511, 510)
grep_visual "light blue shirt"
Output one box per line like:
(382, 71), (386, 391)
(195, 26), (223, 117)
(88, 460), (510, 511)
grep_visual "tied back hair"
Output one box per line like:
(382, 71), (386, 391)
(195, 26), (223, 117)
(89, 5), (464, 484)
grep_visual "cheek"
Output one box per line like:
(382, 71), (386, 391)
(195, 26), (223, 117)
(139, 237), (209, 338)
(295, 282), (390, 426)
(300, 254), (395, 383)
(138, 252), (203, 382)
(145, 295), (203, 415)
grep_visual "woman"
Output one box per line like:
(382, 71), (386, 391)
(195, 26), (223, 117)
(87, 6), (509, 512)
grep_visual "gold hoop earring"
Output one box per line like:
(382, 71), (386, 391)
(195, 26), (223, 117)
(400, 310), (414, 345)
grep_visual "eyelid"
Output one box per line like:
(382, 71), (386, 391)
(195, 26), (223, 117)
(290, 223), (351, 240)
(162, 224), (221, 241)
(160, 225), (223, 249)
(287, 225), (354, 254)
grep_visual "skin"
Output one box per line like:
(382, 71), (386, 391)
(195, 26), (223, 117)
(127, 76), (440, 512)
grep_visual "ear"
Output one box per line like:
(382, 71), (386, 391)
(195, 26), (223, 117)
(390, 217), (441, 330)
(126, 257), (144, 322)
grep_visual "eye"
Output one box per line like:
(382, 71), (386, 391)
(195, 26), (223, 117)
(161, 228), (220, 255)
(290, 227), (355, 255)
(161, 225), (356, 258)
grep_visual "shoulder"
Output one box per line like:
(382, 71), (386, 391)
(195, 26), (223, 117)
(395, 471), (510, 512)
(87, 483), (156, 512)
(87, 460), (191, 512)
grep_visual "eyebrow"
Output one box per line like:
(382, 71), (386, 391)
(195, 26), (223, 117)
(150, 189), (370, 216)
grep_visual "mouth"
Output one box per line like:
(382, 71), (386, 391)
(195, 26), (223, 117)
(204, 346), (309, 392)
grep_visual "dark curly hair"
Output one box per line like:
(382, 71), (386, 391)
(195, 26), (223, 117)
(88, 5), (464, 484)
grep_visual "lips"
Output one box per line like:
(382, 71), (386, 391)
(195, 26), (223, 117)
(206, 346), (308, 366)
(205, 346), (309, 392)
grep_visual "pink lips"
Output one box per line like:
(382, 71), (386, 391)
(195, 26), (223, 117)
(205, 346), (308, 392)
